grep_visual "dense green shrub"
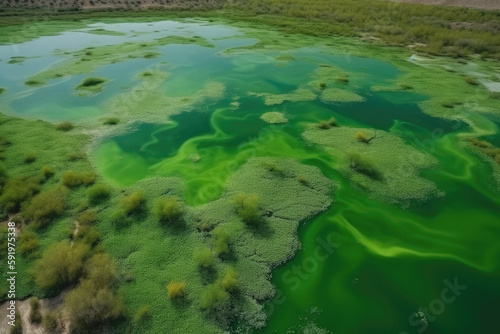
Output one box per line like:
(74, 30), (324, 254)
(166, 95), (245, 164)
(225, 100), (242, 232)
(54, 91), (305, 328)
(55, 121), (74, 131)
(154, 197), (183, 224)
(88, 183), (111, 204)
(233, 193), (261, 224)
(121, 191), (145, 215)
(29, 297), (42, 324)
(465, 76), (479, 85)
(194, 247), (214, 268)
(213, 226), (230, 256)
(32, 241), (91, 290)
(62, 170), (95, 187)
(167, 281), (186, 299)
(78, 77), (106, 88)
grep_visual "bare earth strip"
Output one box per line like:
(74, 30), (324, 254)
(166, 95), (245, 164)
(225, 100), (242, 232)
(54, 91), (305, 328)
(388, 0), (500, 10)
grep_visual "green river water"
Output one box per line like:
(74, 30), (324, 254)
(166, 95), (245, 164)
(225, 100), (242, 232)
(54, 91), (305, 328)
(1, 19), (499, 334)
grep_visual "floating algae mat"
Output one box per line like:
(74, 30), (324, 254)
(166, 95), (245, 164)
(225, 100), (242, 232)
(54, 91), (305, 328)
(1, 18), (500, 334)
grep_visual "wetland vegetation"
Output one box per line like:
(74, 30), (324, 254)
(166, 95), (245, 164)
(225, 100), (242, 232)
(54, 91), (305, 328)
(1, 1), (500, 334)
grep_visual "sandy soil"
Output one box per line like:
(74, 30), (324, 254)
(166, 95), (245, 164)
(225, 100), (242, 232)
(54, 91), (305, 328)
(389, 0), (500, 10)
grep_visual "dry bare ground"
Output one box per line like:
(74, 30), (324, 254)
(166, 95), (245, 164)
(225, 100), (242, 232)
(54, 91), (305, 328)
(389, 0), (500, 10)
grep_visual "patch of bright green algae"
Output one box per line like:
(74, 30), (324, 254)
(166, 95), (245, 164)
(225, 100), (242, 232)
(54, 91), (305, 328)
(260, 111), (288, 124)
(27, 36), (214, 85)
(0, 20), (89, 45)
(303, 125), (441, 206)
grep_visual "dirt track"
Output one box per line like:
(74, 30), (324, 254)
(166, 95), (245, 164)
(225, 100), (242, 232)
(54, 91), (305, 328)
(389, 0), (500, 10)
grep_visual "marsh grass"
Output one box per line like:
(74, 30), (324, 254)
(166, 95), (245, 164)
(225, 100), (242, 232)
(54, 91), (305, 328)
(88, 183), (111, 204)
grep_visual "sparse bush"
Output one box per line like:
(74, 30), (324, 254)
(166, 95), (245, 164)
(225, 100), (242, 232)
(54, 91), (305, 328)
(41, 165), (54, 179)
(10, 311), (22, 334)
(42, 311), (62, 334)
(23, 188), (66, 228)
(349, 153), (383, 180)
(29, 297), (42, 324)
(317, 117), (338, 130)
(88, 183), (111, 204)
(68, 152), (85, 161)
(133, 305), (150, 323)
(0, 177), (40, 214)
(56, 121), (74, 131)
(77, 210), (98, 225)
(23, 154), (36, 164)
(465, 76), (479, 86)
(121, 191), (145, 215)
(19, 229), (39, 257)
(25, 79), (44, 86)
(200, 283), (229, 310)
(74, 225), (100, 246)
(110, 209), (127, 228)
(62, 170), (95, 187)
(103, 117), (120, 125)
(319, 82), (327, 90)
(213, 226), (230, 256)
(194, 247), (214, 268)
(233, 193), (261, 224)
(297, 174), (308, 185)
(32, 241), (91, 290)
(337, 75), (349, 83)
(0, 163), (7, 186)
(78, 77), (106, 88)
(154, 197), (183, 224)
(355, 130), (372, 143)
(167, 281), (186, 299)
(219, 267), (238, 292)
(65, 279), (122, 330)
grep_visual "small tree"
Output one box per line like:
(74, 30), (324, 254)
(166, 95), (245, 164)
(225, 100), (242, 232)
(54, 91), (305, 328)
(167, 281), (186, 299)
(154, 197), (183, 224)
(233, 193), (261, 224)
